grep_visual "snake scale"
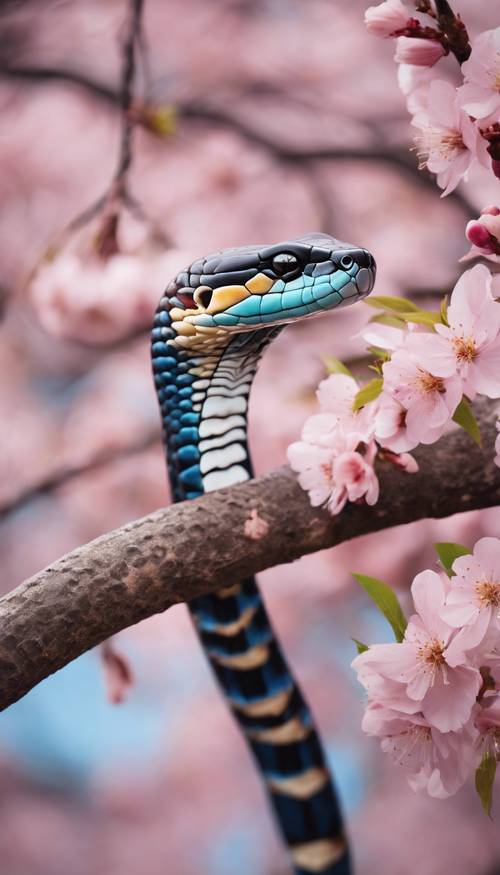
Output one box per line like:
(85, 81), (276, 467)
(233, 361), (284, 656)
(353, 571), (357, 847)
(151, 233), (376, 874)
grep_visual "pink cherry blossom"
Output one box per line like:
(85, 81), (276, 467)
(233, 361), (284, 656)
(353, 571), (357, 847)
(328, 444), (380, 514)
(362, 704), (478, 798)
(353, 571), (482, 731)
(475, 695), (500, 759)
(364, 1), (412, 38)
(381, 346), (462, 445)
(397, 63), (434, 115)
(358, 320), (407, 352)
(374, 392), (417, 452)
(316, 372), (375, 443)
(412, 80), (483, 196)
(287, 440), (337, 507)
(458, 29), (500, 122)
(429, 264), (500, 399)
(288, 432), (379, 516)
(442, 537), (500, 659)
(394, 37), (445, 68)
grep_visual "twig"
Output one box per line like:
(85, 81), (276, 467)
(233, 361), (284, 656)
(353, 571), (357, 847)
(113, 0), (143, 193)
(433, 0), (471, 64)
(0, 398), (499, 712)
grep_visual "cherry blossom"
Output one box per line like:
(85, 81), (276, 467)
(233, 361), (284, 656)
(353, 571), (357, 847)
(362, 704), (478, 798)
(315, 373), (375, 443)
(31, 249), (182, 344)
(364, 1), (413, 38)
(353, 571), (482, 732)
(374, 393), (417, 453)
(397, 63), (434, 115)
(412, 80), (482, 196)
(442, 537), (500, 659)
(426, 264), (500, 399)
(458, 29), (500, 122)
(475, 695), (500, 759)
(287, 431), (379, 516)
(394, 37), (445, 68)
(381, 345), (462, 445)
(328, 443), (380, 514)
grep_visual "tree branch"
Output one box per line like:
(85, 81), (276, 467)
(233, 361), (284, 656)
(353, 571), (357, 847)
(0, 400), (499, 712)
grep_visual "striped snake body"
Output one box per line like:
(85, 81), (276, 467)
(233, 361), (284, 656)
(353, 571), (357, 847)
(151, 233), (376, 874)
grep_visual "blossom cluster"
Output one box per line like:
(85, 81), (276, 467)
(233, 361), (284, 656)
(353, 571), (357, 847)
(352, 537), (500, 805)
(365, 3), (500, 191)
(29, 206), (192, 345)
(288, 263), (500, 516)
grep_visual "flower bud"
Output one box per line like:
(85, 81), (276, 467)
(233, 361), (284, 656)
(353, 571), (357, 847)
(365, 0), (411, 37)
(394, 36), (446, 66)
(466, 211), (500, 256)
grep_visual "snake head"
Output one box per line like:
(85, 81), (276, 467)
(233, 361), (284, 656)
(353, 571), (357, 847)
(162, 233), (375, 349)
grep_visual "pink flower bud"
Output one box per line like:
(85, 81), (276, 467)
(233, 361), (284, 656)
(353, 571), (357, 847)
(394, 36), (446, 66)
(364, 0), (411, 38)
(466, 220), (496, 253)
(466, 213), (500, 256)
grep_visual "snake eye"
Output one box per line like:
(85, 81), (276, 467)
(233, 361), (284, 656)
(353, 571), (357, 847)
(271, 253), (300, 278)
(340, 255), (354, 270)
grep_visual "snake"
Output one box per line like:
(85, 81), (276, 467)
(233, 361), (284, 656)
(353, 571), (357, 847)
(151, 232), (376, 875)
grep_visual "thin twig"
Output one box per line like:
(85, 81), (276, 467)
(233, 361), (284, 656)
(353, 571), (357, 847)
(114, 0), (143, 192)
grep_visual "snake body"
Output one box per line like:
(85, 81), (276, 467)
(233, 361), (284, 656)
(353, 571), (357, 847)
(151, 233), (375, 874)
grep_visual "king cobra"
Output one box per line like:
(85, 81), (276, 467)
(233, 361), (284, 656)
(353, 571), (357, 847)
(151, 233), (376, 874)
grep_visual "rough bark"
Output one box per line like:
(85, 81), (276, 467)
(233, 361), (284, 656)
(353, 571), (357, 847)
(0, 400), (499, 712)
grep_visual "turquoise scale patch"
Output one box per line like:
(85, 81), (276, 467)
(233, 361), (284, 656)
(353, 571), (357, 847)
(283, 276), (304, 292)
(316, 291), (343, 310)
(213, 314), (239, 326)
(302, 287), (315, 305)
(225, 297), (260, 317)
(259, 293), (282, 315)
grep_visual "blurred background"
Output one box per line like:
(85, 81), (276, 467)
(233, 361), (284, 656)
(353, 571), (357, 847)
(0, 1), (499, 873)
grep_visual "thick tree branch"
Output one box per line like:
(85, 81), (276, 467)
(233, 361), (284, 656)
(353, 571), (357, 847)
(0, 400), (499, 712)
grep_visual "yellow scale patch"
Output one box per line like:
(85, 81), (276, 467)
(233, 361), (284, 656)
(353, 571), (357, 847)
(266, 767), (329, 800)
(291, 838), (346, 872)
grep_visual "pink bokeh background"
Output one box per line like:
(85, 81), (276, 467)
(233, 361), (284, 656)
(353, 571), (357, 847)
(0, 1), (499, 873)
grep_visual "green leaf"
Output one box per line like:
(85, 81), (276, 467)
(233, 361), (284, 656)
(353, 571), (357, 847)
(353, 378), (383, 411)
(440, 295), (449, 326)
(475, 752), (496, 818)
(323, 356), (354, 378)
(452, 397), (482, 446)
(364, 295), (420, 313)
(369, 313), (406, 328)
(352, 638), (369, 654)
(367, 346), (392, 362)
(353, 573), (408, 642)
(434, 542), (472, 577)
(396, 311), (441, 327)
